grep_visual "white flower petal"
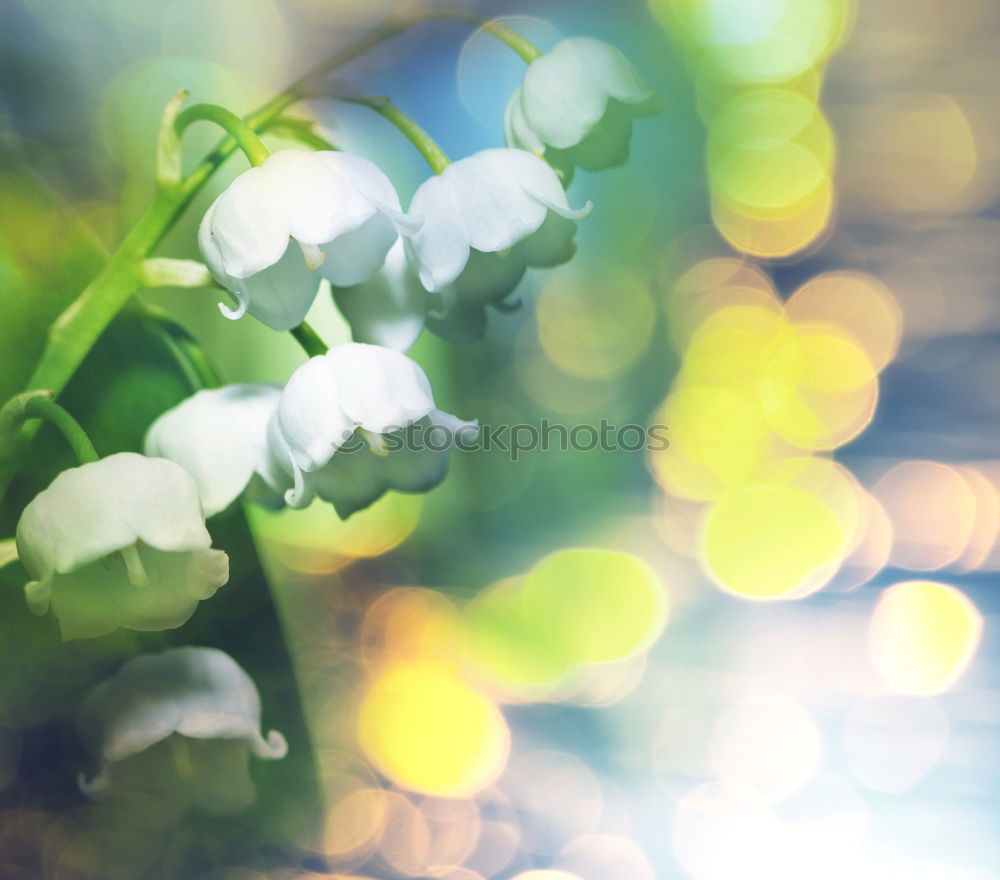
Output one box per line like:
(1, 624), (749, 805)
(306, 410), (478, 518)
(78, 647), (286, 808)
(144, 385), (282, 517)
(405, 175), (471, 292)
(504, 86), (545, 154)
(332, 239), (428, 352)
(200, 205), (321, 332)
(17, 453), (213, 578)
(519, 36), (654, 150)
(326, 343), (435, 435)
(199, 149), (415, 327)
(275, 355), (358, 472)
(316, 152), (406, 221)
(204, 165), (293, 280)
(405, 148), (587, 293)
(274, 343), (436, 474)
(318, 213), (399, 287)
(48, 546), (229, 640)
(15, 453), (229, 639)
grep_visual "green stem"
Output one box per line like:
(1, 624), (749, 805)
(290, 322), (328, 358)
(425, 9), (542, 62)
(0, 392), (98, 466)
(263, 116), (338, 152)
(342, 96), (450, 174)
(175, 103), (271, 167)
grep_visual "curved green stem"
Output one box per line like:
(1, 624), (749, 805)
(341, 96), (450, 174)
(0, 391), (98, 466)
(290, 321), (329, 359)
(424, 9), (542, 62)
(175, 103), (271, 168)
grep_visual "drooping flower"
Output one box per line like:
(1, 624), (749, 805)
(268, 342), (475, 513)
(15, 453), (229, 640)
(331, 239), (429, 352)
(504, 37), (658, 175)
(77, 647), (287, 814)
(286, 409), (478, 518)
(199, 149), (421, 331)
(403, 148), (592, 310)
(144, 384), (290, 516)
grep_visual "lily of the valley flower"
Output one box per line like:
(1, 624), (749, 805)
(77, 647), (287, 814)
(15, 453), (229, 640)
(504, 37), (658, 175)
(199, 149), (421, 331)
(331, 239), (429, 352)
(269, 342), (473, 512)
(404, 148), (592, 309)
(144, 384), (289, 516)
(290, 409), (477, 518)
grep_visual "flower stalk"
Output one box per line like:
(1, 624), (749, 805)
(290, 322), (329, 359)
(0, 391), (98, 466)
(424, 9), (542, 62)
(175, 103), (272, 168)
(342, 96), (450, 174)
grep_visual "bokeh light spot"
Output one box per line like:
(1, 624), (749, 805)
(869, 580), (983, 695)
(786, 272), (902, 372)
(249, 492), (422, 572)
(519, 549), (667, 665)
(357, 662), (509, 796)
(873, 461), (978, 570)
(703, 484), (846, 599)
(710, 694), (822, 801)
(537, 269), (655, 380)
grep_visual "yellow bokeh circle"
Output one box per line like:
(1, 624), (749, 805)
(357, 661), (509, 796)
(869, 581), (982, 694)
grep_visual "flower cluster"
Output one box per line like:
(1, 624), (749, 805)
(200, 36), (652, 349)
(6, 26), (653, 815)
(145, 342), (476, 519)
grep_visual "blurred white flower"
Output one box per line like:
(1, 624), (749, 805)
(268, 342), (472, 512)
(144, 384), (290, 516)
(15, 453), (229, 640)
(331, 239), (429, 352)
(505, 37), (657, 174)
(404, 148), (591, 307)
(78, 647), (287, 814)
(199, 149), (421, 331)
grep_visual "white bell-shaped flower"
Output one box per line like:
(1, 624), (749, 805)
(295, 409), (478, 518)
(403, 148), (592, 304)
(77, 647), (287, 814)
(199, 149), (421, 331)
(144, 384), (290, 516)
(331, 239), (428, 352)
(504, 37), (658, 174)
(15, 453), (229, 640)
(331, 239), (512, 347)
(269, 342), (472, 511)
